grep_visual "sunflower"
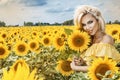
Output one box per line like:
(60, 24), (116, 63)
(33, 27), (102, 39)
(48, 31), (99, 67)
(112, 30), (118, 35)
(56, 59), (74, 76)
(106, 26), (120, 38)
(0, 44), (9, 59)
(14, 41), (29, 56)
(59, 29), (68, 38)
(88, 56), (118, 80)
(0, 31), (8, 40)
(33, 48), (41, 54)
(11, 59), (29, 72)
(41, 35), (51, 46)
(53, 36), (65, 51)
(31, 31), (39, 39)
(2, 59), (37, 80)
(68, 30), (90, 52)
(42, 29), (49, 36)
(61, 32), (67, 39)
(28, 40), (40, 53)
(32, 31), (37, 36)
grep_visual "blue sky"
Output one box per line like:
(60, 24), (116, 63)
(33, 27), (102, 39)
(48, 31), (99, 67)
(0, 0), (120, 25)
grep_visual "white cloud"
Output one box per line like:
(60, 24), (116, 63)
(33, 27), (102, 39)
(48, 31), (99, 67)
(0, 3), (28, 25)
(0, 0), (9, 5)
(0, 0), (120, 25)
(96, 0), (120, 22)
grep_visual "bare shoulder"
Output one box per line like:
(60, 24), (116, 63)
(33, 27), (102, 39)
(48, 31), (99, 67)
(102, 34), (114, 45)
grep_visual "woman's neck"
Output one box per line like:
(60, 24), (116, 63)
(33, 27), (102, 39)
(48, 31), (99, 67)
(93, 30), (105, 43)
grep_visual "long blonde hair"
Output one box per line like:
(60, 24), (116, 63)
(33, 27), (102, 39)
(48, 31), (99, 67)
(74, 5), (105, 32)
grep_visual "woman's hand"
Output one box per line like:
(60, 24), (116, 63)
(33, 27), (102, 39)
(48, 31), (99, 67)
(70, 59), (88, 72)
(70, 56), (88, 72)
(70, 56), (83, 70)
(74, 56), (87, 66)
(70, 60), (77, 70)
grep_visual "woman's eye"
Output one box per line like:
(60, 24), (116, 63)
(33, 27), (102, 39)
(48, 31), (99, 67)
(82, 24), (86, 27)
(88, 21), (93, 24)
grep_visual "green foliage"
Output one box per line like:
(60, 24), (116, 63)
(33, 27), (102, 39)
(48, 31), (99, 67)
(114, 43), (120, 53)
(69, 72), (90, 80)
(24, 21), (34, 26)
(64, 28), (73, 36)
(62, 19), (74, 25)
(0, 21), (6, 27)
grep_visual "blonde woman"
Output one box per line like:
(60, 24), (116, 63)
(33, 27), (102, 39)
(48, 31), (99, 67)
(70, 5), (120, 72)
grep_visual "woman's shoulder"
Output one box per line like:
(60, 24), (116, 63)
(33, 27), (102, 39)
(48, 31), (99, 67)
(101, 34), (114, 45)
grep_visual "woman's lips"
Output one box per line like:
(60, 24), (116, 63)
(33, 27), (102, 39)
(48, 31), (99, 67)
(88, 30), (92, 34)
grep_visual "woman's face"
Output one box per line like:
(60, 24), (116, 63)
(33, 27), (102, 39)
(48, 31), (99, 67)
(81, 13), (99, 35)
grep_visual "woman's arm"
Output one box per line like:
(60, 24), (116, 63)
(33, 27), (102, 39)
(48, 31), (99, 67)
(70, 60), (88, 72)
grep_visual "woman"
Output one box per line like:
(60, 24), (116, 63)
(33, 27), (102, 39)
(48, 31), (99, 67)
(70, 5), (120, 72)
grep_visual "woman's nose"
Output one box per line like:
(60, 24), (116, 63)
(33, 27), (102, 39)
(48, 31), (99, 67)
(85, 26), (89, 31)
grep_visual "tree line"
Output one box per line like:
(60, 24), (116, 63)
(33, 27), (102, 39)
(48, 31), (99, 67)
(23, 19), (74, 26)
(0, 19), (120, 27)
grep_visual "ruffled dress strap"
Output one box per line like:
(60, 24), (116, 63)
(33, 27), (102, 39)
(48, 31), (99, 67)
(84, 42), (120, 62)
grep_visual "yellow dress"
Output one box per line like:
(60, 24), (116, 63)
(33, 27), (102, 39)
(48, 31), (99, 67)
(84, 42), (120, 63)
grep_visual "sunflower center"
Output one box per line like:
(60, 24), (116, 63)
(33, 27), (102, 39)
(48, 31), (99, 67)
(43, 32), (46, 35)
(2, 34), (6, 38)
(61, 61), (72, 72)
(0, 47), (5, 55)
(61, 34), (66, 38)
(33, 32), (37, 36)
(54, 31), (57, 34)
(14, 32), (17, 35)
(30, 42), (36, 49)
(17, 44), (25, 52)
(44, 38), (49, 44)
(95, 64), (110, 80)
(57, 38), (64, 46)
(73, 35), (84, 47)
(112, 30), (118, 35)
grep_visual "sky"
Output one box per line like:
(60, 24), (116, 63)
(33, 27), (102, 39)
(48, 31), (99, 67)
(0, 0), (120, 26)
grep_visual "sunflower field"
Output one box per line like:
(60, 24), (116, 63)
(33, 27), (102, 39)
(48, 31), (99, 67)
(0, 24), (120, 80)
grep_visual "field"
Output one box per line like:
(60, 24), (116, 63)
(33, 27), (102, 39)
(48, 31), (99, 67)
(0, 24), (120, 80)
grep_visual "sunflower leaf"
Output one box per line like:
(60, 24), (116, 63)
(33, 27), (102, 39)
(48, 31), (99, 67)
(96, 73), (104, 79)
(64, 28), (73, 35)
(102, 78), (113, 80)
(105, 70), (112, 76)
(112, 73), (119, 79)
